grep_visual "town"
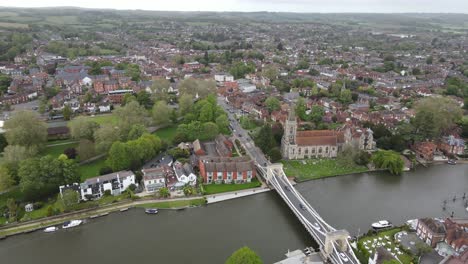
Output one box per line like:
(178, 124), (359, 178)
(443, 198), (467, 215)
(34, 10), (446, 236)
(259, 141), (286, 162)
(0, 7), (467, 264)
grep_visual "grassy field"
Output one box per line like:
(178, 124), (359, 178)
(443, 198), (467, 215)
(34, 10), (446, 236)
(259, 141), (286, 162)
(153, 125), (178, 144)
(135, 198), (206, 209)
(0, 22), (29, 29)
(203, 179), (261, 195)
(43, 141), (79, 158)
(78, 157), (107, 181)
(358, 228), (414, 264)
(282, 159), (368, 181)
(85, 114), (118, 126)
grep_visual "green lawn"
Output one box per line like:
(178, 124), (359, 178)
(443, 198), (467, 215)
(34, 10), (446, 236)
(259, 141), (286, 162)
(203, 179), (261, 195)
(136, 198), (206, 209)
(78, 157), (107, 181)
(153, 125), (178, 144)
(358, 228), (414, 264)
(282, 159), (369, 181)
(43, 141), (79, 158)
(85, 114), (118, 125)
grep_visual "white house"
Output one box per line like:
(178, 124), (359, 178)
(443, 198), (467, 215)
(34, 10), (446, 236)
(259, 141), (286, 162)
(142, 167), (167, 192)
(98, 105), (111, 113)
(173, 161), (197, 186)
(215, 74), (234, 83)
(79, 171), (136, 200)
(237, 79), (257, 93)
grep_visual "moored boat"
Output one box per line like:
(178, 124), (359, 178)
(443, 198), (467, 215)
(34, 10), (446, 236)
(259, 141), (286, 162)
(62, 220), (83, 229)
(44, 226), (58, 233)
(145, 209), (158, 214)
(371, 220), (393, 229)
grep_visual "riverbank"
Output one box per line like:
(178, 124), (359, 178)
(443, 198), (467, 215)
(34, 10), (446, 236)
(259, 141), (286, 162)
(0, 185), (273, 238)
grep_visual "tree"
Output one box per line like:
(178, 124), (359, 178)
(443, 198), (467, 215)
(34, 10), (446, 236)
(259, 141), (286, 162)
(106, 141), (131, 172)
(339, 89), (352, 104)
(4, 111), (47, 148)
(199, 103), (214, 123)
(178, 94), (194, 116)
(178, 78), (216, 98)
(0, 74), (12, 94)
(216, 115), (230, 134)
(371, 150), (404, 175)
(152, 101), (172, 126)
(128, 124), (147, 140)
(310, 105), (324, 124)
(77, 139), (96, 161)
(61, 189), (79, 211)
(0, 165), (14, 192)
(68, 116), (99, 141)
(183, 184), (196, 196)
(6, 198), (17, 221)
(114, 101), (148, 140)
(62, 105), (72, 121)
(225, 246), (263, 264)
(3, 145), (37, 168)
(262, 65), (278, 81)
(63, 148), (77, 159)
(265, 97), (281, 113)
(136, 90), (153, 109)
(0, 133), (8, 153)
(255, 125), (276, 155)
(413, 97), (462, 139)
(295, 98), (308, 121)
(94, 124), (121, 153)
(158, 187), (170, 198)
(151, 78), (170, 102)
(426, 56), (433, 64)
(202, 122), (219, 141)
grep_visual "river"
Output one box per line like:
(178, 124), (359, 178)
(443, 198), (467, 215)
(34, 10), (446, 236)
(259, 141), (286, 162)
(0, 164), (467, 263)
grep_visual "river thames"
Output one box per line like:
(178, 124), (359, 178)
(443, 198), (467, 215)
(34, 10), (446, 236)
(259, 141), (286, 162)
(1, 164), (467, 263)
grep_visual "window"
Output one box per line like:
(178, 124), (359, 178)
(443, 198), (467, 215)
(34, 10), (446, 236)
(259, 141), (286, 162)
(227, 172), (232, 181)
(305, 149), (308, 154)
(298, 148), (301, 154)
(325, 147), (328, 153)
(237, 172), (243, 180)
(319, 147), (322, 153)
(217, 172), (223, 180)
(247, 171), (252, 179)
(312, 148), (315, 153)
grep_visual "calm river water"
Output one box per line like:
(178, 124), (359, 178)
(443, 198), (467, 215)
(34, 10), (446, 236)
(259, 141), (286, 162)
(0, 164), (467, 264)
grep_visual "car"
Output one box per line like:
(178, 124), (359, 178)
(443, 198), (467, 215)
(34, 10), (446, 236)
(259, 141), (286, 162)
(238, 134), (242, 137)
(339, 253), (349, 262)
(312, 222), (321, 231)
(304, 248), (312, 255)
(299, 203), (305, 210)
(284, 185), (289, 191)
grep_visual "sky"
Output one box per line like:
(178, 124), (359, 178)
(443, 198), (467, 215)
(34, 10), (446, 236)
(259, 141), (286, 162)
(1, 0), (468, 13)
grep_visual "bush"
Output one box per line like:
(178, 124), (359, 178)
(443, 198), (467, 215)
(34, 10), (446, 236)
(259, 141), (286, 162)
(46, 205), (54, 217)
(64, 148), (77, 159)
(33, 201), (44, 209)
(103, 190), (111, 196)
(99, 166), (113, 175)
(128, 184), (137, 191)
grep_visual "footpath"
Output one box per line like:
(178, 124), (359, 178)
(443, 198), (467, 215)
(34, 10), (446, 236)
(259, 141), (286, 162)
(0, 186), (272, 238)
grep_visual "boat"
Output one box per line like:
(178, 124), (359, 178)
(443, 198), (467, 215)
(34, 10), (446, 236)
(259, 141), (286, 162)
(371, 220), (393, 229)
(44, 226), (58, 233)
(62, 220), (83, 229)
(145, 209), (158, 214)
(447, 159), (457, 165)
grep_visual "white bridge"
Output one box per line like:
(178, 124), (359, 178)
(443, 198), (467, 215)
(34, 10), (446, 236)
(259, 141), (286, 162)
(257, 163), (360, 264)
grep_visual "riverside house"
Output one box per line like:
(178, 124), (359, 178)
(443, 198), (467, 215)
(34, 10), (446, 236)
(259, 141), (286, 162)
(79, 171), (136, 200)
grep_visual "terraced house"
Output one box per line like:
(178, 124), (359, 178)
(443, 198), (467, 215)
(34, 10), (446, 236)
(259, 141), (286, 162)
(198, 156), (256, 184)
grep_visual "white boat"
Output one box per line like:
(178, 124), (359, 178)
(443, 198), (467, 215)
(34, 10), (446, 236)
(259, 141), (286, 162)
(44, 226), (58, 233)
(62, 220), (82, 229)
(145, 209), (158, 214)
(371, 220), (393, 229)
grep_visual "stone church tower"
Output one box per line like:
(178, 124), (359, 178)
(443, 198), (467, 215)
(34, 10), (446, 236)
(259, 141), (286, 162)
(281, 108), (297, 158)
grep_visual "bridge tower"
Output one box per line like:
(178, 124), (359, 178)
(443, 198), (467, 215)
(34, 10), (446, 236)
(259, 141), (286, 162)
(265, 163), (284, 183)
(323, 230), (350, 259)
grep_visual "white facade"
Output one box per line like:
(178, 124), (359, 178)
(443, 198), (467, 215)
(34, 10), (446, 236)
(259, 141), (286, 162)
(215, 74), (234, 83)
(80, 171), (136, 200)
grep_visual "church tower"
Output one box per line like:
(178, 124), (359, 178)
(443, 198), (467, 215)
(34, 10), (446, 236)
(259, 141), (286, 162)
(281, 107), (297, 158)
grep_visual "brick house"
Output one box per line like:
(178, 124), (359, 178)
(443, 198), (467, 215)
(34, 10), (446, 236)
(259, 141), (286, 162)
(444, 218), (468, 253)
(199, 156), (256, 184)
(412, 141), (436, 162)
(416, 218), (446, 247)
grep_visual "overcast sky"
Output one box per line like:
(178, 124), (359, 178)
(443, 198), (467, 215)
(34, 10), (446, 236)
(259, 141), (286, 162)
(1, 0), (467, 13)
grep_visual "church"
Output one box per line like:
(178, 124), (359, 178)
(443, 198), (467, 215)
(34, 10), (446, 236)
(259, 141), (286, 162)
(281, 109), (375, 159)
